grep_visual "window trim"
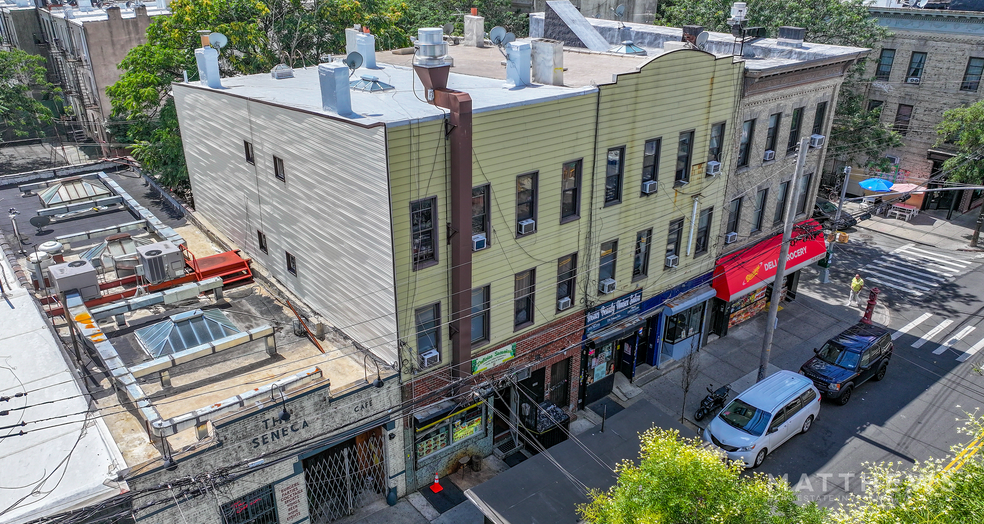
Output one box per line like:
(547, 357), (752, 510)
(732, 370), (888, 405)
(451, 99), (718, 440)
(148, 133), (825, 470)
(472, 184), (490, 241)
(556, 253), (577, 310)
(774, 180), (790, 226)
(905, 51), (927, 81)
(514, 269), (536, 330)
(411, 196), (439, 270)
(694, 207), (713, 256)
(415, 302), (442, 357)
(257, 230), (268, 254)
(604, 146), (625, 206)
(737, 119), (754, 168)
(765, 113), (781, 158)
(243, 140), (255, 165)
(786, 107), (804, 154)
(599, 239), (618, 292)
(796, 173), (813, 217)
(273, 155), (285, 182)
(752, 188), (768, 233)
(665, 218), (684, 268)
(726, 197), (742, 236)
(812, 101), (828, 136)
(641, 138), (661, 194)
(675, 130), (695, 186)
(893, 104), (913, 136)
(560, 159), (582, 223)
(516, 172), (539, 237)
(632, 229), (653, 282)
(285, 251), (297, 276)
(960, 57), (984, 92)
(707, 122), (726, 164)
(875, 48), (895, 81)
(470, 286), (490, 347)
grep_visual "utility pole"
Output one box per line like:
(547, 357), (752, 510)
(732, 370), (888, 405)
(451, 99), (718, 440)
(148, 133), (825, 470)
(818, 166), (851, 284)
(759, 136), (809, 382)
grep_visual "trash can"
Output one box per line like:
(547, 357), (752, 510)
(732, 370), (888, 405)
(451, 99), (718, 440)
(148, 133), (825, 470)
(471, 454), (482, 472)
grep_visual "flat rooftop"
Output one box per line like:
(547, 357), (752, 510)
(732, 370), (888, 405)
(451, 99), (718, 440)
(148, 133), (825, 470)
(42, 4), (170, 23)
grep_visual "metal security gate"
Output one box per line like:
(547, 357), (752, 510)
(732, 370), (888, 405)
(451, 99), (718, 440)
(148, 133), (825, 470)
(303, 432), (386, 524)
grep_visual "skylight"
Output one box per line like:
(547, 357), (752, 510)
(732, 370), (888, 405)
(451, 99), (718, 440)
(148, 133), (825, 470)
(350, 75), (395, 92)
(135, 309), (241, 358)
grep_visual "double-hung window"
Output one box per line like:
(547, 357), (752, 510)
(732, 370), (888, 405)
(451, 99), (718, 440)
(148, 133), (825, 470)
(906, 52), (926, 82)
(557, 253), (577, 309)
(472, 185), (489, 242)
(471, 286), (490, 345)
(411, 197), (438, 268)
(514, 269), (535, 328)
(257, 230), (268, 254)
(641, 138), (660, 192)
(961, 57), (984, 91)
(416, 303), (441, 358)
(774, 181), (790, 226)
(243, 141), (254, 164)
(875, 49), (895, 81)
(707, 122), (725, 164)
(599, 240), (618, 287)
(604, 147), (624, 205)
(665, 218), (683, 268)
(675, 131), (694, 185)
(632, 230), (652, 280)
(273, 155), (286, 181)
(894, 104), (913, 136)
(752, 188), (768, 233)
(726, 198), (742, 235)
(738, 119), (754, 168)
(796, 173), (812, 216)
(787, 107), (804, 154)
(561, 160), (581, 221)
(516, 172), (538, 236)
(285, 252), (297, 276)
(812, 101), (828, 136)
(694, 207), (713, 255)
(765, 113), (780, 158)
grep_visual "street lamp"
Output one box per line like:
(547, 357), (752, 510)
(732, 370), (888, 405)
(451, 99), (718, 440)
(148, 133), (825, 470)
(364, 355), (384, 388)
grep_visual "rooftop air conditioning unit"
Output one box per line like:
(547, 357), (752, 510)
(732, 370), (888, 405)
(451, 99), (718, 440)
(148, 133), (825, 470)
(419, 349), (440, 369)
(48, 260), (100, 300)
(763, 150), (776, 161)
(665, 254), (679, 268)
(557, 296), (572, 311)
(725, 232), (738, 244)
(886, 155), (901, 165)
(641, 180), (658, 194)
(906, 77), (921, 84)
(706, 161), (722, 176)
(472, 233), (487, 251)
(518, 218), (536, 235)
(809, 134), (825, 149)
(136, 241), (184, 284)
(599, 278), (616, 295)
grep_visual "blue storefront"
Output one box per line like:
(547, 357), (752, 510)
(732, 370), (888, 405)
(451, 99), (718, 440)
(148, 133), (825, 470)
(579, 273), (715, 407)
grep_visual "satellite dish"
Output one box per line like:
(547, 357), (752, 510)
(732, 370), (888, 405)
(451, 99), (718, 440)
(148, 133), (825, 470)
(695, 31), (709, 50)
(613, 4), (626, 18)
(344, 51), (363, 71)
(29, 215), (51, 231)
(489, 26), (507, 46)
(502, 32), (516, 45)
(209, 32), (228, 49)
(442, 22), (454, 35)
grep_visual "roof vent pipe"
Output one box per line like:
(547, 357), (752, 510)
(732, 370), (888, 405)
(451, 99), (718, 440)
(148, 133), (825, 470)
(194, 30), (222, 89)
(345, 26), (361, 56)
(505, 41), (531, 89)
(413, 27), (452, 102)
(777, 26), (806, 48)
(464, 14), (485, 47)
(319, 63), (353, 116)
(531, 38), (563, 86)
(356, 33), (377, 68)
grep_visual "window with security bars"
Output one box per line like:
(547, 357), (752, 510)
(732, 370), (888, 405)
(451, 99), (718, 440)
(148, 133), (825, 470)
(222, 484), (278, 524)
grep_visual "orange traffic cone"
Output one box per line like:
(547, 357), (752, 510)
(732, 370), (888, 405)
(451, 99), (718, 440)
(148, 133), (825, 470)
(430, 472), (443, 493)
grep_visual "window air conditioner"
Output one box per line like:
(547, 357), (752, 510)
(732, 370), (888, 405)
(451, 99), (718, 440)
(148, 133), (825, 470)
(706, 161), (722, 176)
(906, 77), (921, 84)
(472, 233), (487, 251)
(809, 134), (825, 149)
(886, 155), (901, 165)
(725, 232), (738, 244)
(557, 296), (572, 311)
(599, 278), (617, 294)
(518, 218), (536, 235)
(419, 349), (440, 369)
(665, 254), (679, 268)
(763, 150), (776, 161)
(641, 180), (658, 194)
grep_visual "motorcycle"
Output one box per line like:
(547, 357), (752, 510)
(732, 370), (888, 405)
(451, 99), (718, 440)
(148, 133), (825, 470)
(694, 383), (731, 422)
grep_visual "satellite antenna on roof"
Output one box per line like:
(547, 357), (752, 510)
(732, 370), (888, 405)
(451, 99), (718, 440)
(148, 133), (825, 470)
(612, 4), (626, 28)
(695, 31), (709, 50)
(442, 22), (454, 35)
(209, 32), (228, 50)
(344, 51), (364, 77)
(489, 26), (515, 58)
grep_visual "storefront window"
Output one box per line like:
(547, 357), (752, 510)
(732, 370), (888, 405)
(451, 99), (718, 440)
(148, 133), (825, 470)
(222, 484), (278, 524)
(664, 304), (705, 344)
(585, 340), (616, 386)
(415, 403), (486, 460)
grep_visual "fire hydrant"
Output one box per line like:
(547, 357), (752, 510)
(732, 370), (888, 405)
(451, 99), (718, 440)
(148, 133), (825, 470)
(861, 287), (880, 324)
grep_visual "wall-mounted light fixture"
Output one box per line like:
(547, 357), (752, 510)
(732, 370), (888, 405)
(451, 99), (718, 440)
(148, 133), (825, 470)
(364, 355), (384, 388)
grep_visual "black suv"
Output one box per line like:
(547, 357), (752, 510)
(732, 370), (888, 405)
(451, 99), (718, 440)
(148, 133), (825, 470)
(800, 323), (893, 405)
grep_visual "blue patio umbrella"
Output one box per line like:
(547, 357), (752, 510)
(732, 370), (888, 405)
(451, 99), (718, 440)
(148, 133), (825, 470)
(859, 178), (893, 192)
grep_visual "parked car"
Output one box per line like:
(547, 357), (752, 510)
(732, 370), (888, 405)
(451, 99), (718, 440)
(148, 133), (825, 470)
(813, 198), (858, 230)
(703, 370), (821, 468)
(800, 322), (893, 406)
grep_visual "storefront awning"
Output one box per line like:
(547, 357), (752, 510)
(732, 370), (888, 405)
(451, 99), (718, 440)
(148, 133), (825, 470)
(712, 219), (826, 302)
(664, 285), (717, 315)
(588, 314), (645, 343)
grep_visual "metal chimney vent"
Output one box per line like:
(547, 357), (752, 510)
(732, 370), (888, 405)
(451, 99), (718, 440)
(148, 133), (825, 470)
(350, 75), (394, 92)
(413, 28), (452, 68)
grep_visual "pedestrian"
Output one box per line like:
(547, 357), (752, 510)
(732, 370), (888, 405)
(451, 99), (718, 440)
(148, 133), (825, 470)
(847, 273), (864, 306)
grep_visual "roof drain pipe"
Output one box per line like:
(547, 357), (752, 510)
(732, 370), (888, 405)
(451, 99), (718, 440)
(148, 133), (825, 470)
(687, 195), (700, 256)
(413, 28), (474, 382)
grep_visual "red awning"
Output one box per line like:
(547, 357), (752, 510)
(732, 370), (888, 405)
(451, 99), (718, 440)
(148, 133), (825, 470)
(712, 219), (827, 302)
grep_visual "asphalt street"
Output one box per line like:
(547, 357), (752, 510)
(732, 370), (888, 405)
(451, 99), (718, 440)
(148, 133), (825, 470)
(753, 223), (984, 507)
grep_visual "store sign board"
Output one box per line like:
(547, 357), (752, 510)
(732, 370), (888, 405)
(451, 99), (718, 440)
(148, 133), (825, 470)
(275, 474), (309, 524)
(586, 290), (643, 336)
(472, 343), (516, 374)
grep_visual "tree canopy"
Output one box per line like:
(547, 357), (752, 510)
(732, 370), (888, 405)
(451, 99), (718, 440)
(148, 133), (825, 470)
(0, 49), (60, 142)
(936, 100), (984, 185)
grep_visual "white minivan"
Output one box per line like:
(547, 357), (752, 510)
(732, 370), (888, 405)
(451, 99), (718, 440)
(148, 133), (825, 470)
(703, 370), (821, 468)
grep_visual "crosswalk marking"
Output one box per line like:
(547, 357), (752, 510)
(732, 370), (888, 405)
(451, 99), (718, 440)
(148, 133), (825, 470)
(932, 326), (977, 355)
(893, 313), (933, 340)
(868, 261), (947, 282)
(957, 338), (984, 363)
(912, 319), (954, 348)
(901, 245), (970, 264)
(862, 244), (974, 299)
